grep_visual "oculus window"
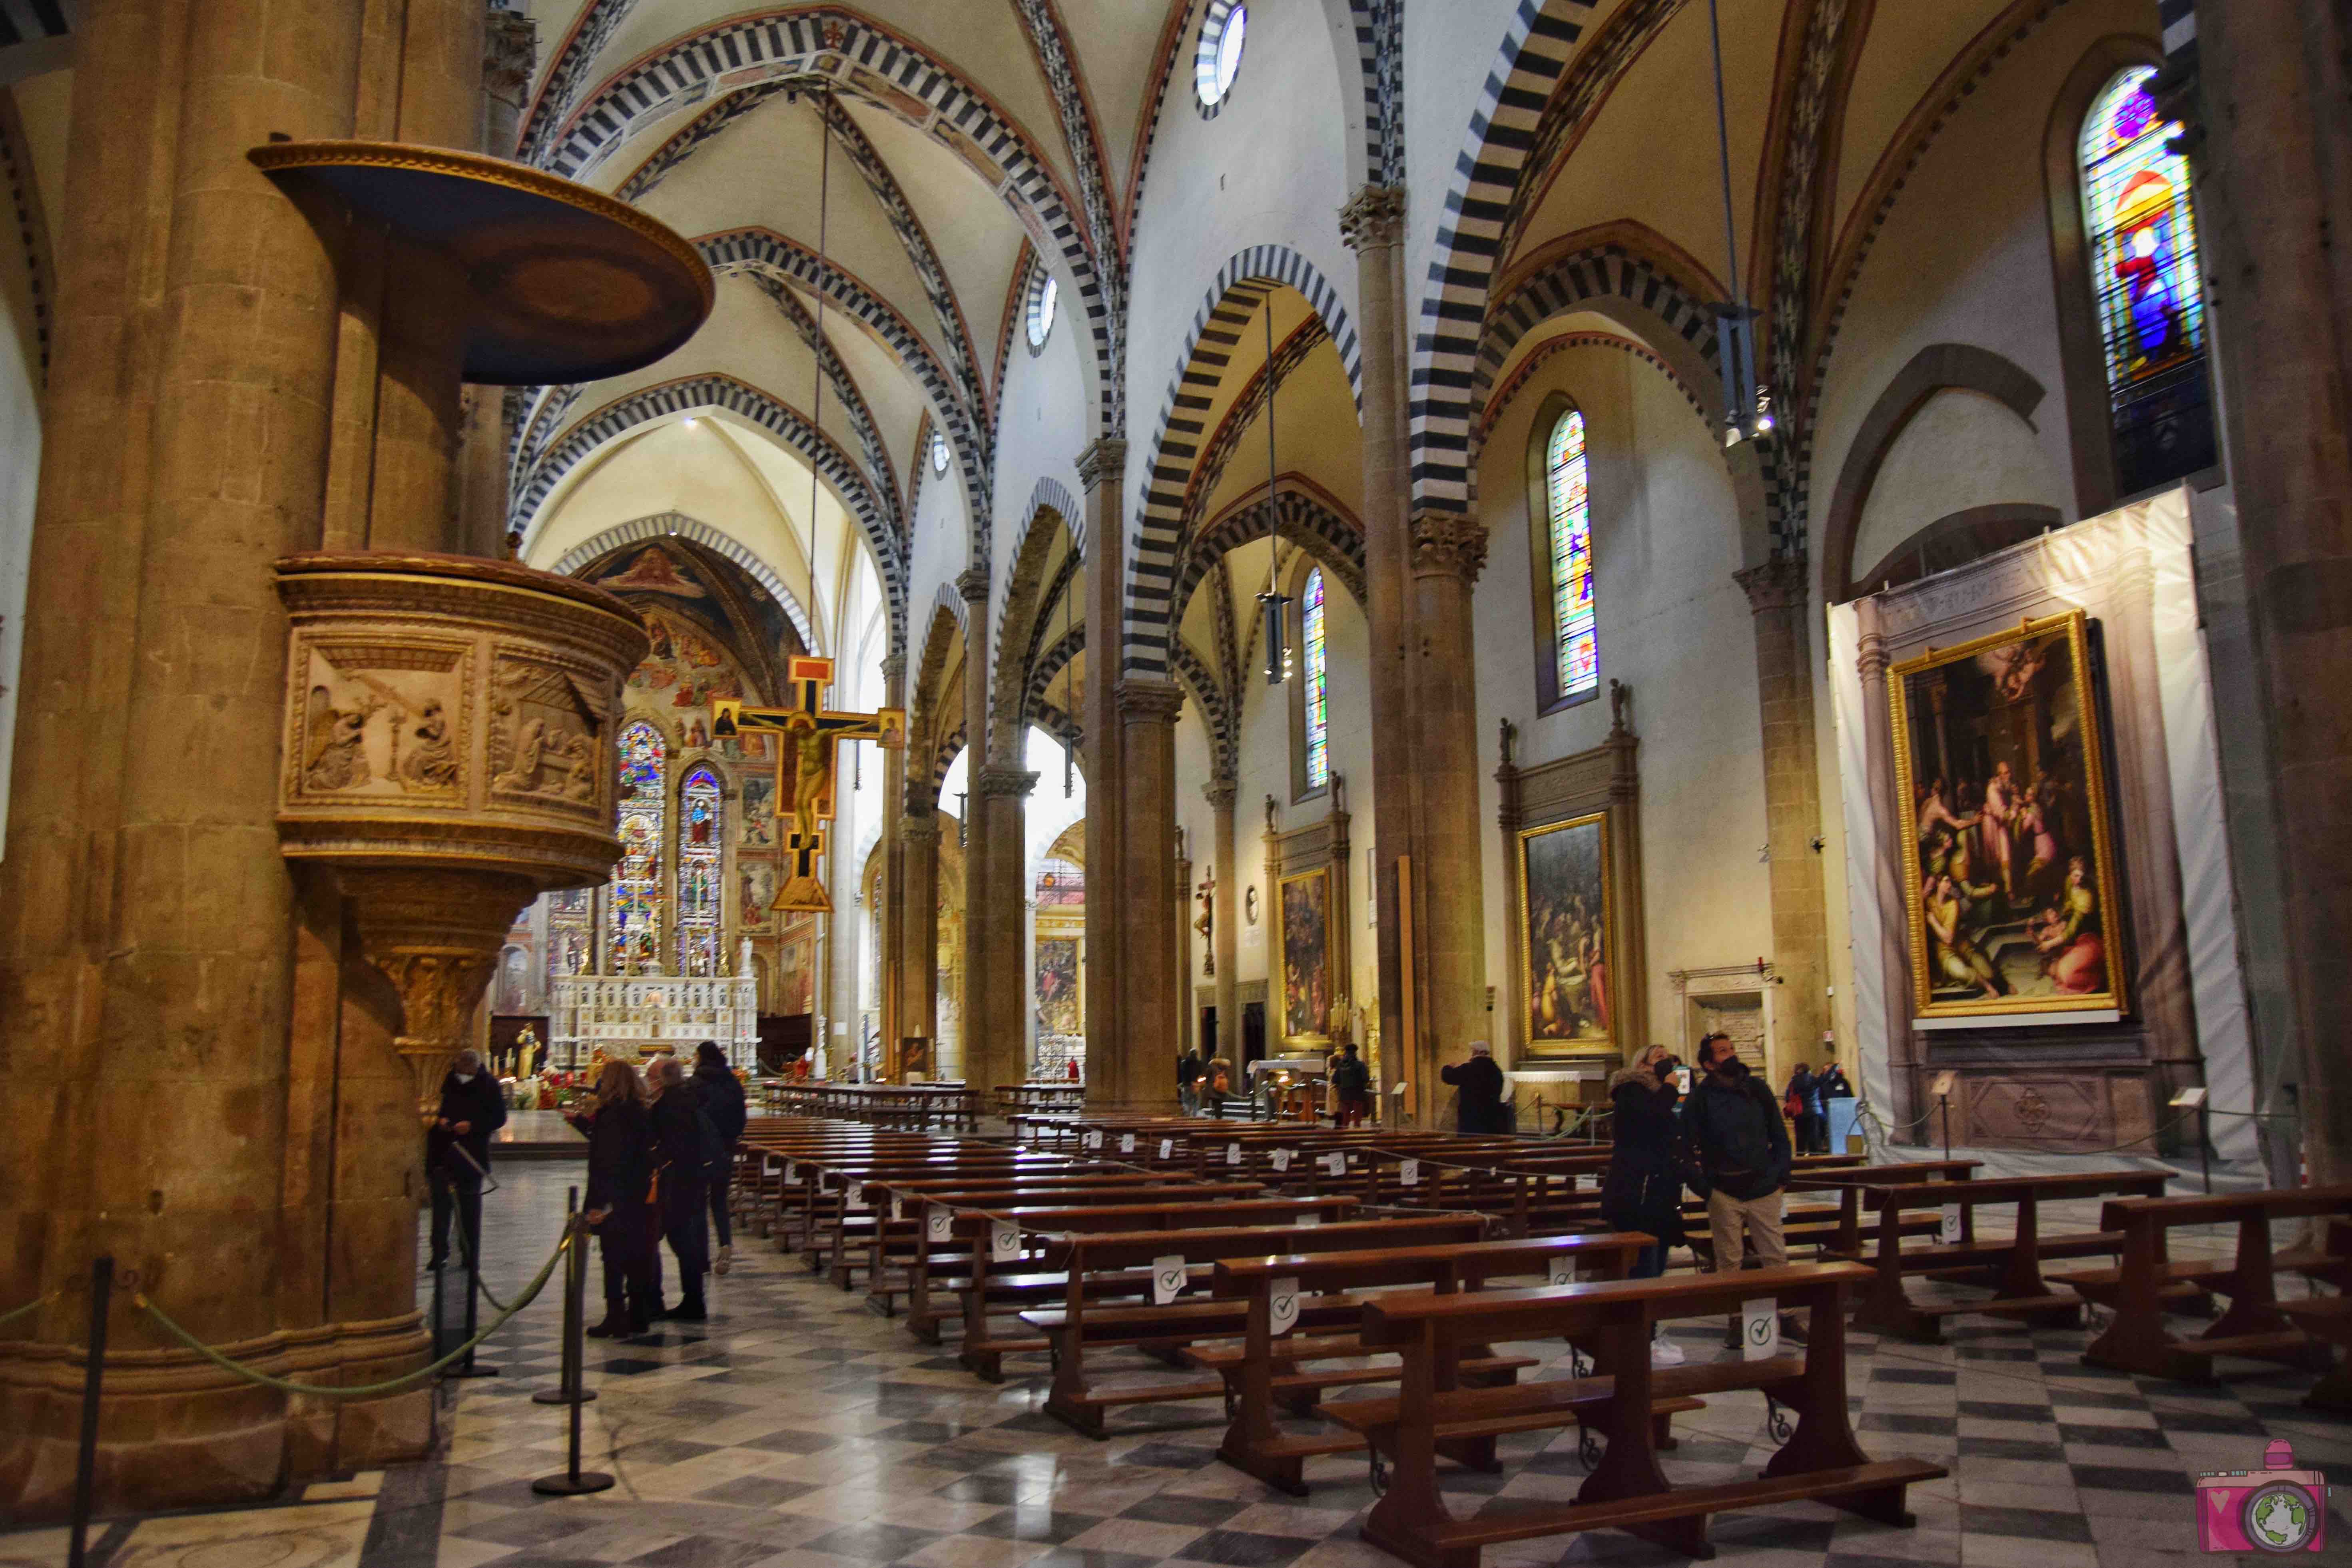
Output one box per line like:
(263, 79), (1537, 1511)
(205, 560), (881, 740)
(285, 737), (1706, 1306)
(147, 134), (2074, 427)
(1026, 268), (1059, 351)
(930, 429), (949, 475)
(1196, 2), (1247, 112)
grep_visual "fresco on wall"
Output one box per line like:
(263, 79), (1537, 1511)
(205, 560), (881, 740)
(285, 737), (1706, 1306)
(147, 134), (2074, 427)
(1518, 813), (1613, 1050)
(1278, 869), (1332, 1042)
(1890, 610), (2127, 1017)
(1036, 937), (1080, 1036)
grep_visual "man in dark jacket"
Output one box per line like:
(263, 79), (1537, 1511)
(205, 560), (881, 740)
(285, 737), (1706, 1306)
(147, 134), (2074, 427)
(1330, 1042), (1371, 1127)
(427, 1049), (507, 1271)
(1439, 1040), (1510, 1134)
(648, 1055), (718, 1320)
(691, 1041), (748, 1275)
(1681, 1032), (1802, 1345)
(1178, 1047), (1205, 1116)
(570, 1061), (660, 1337)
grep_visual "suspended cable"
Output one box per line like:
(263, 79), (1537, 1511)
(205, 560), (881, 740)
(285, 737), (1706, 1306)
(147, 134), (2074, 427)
(1256, 297), (1289, 684)
(1706, 0), (1772, 447)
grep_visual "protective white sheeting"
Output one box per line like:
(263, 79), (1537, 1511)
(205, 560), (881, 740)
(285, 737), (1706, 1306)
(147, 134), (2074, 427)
(1826, 602), (1898, 1129)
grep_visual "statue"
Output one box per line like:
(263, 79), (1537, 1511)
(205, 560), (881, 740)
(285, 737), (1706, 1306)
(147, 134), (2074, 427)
(512, 1024), (540, 1078)
(1609, 678), (1632, 735)
(1265, 794), (1279, 836)
(1498, 715), (1518, 767)
(738, 935), (754, 977)
(1195, 870), (1216, 975)
(302, 685), (380, 791)
(397, 699), (459, 791)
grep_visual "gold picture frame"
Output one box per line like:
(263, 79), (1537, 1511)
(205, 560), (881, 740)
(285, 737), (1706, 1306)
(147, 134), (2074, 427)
(1515, 811), (1621, 1058)
(1888, 609), (2129, 1018)
(1275, 866), (1335, 1046)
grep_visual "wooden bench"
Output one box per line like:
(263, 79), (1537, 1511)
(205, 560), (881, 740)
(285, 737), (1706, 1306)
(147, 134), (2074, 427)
(2276, 1296), (2352, 1411)
(1850, 1170), (2170, 1342)
(1021, 1215), (1493, 1438)
(1330, 1262), (1944, 1568)
(1206, 1232), (1656, 1494)
(2069, 1185), (2352, 1382)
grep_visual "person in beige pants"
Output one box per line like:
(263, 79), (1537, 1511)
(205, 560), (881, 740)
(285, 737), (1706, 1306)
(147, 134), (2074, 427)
(1681, 1032), (1806, 1348)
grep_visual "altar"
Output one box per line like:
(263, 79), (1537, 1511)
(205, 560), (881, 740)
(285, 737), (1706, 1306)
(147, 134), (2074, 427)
(549, 967), (759, 1069)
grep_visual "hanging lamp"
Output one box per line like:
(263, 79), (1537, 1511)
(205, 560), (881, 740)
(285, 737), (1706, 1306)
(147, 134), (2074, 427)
(1706, 0), (1775, 447)
(1255, 300), (1290, 684)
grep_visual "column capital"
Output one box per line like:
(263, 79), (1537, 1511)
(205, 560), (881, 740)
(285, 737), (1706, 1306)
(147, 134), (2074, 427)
(879, 652), (907, 679)
(1338, 184), (1407, 251)
(1855, 628), (1890, 681)
(902, 815), (943, 848)
(1409, 506), (1490, 583)
(1202, 779), (1238, 813)
(485, 8), (538, 99)
(1735, 554), (1811, 613)
(1075, 437), (1128, 490)
(956, 566), (991, 604)
(979, 766), (1040, 799)
(1116, 677), (1188, 725)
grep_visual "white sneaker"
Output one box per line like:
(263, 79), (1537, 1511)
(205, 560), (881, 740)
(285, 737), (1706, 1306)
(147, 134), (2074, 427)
(715, 1245), (733, 1277)
(1650, 1336), (1685, 1368)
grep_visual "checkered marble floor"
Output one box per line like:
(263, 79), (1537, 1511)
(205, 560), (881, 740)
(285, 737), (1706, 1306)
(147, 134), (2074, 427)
(10, 1164), (2352, 1568)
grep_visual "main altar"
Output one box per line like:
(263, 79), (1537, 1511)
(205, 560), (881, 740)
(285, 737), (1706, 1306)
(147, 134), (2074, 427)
(550, 938), (759, 1068)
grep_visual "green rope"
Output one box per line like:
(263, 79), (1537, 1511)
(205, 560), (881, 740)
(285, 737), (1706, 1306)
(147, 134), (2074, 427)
(449, 1208), (521, 1315)
(0, 1291), (57, 1333)
(131, 1224), (573, 1399)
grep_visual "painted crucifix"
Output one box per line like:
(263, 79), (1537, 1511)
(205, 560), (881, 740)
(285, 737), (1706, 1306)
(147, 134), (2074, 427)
(712, 655), (906, 913)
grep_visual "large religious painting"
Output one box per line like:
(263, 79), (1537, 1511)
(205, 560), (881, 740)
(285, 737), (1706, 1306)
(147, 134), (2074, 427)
(1036, 937), (1080, 1036)
(1889, 610), (2127, 1018)
(1277, 868), (1333, 1043)
(1517, 813), (1615, 1051)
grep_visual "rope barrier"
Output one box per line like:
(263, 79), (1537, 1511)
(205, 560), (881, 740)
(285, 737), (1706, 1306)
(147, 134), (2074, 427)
(0, 1291), (58, 1333)
(130, 1223), (572, 1400)
(448, 1194), (523, 1316)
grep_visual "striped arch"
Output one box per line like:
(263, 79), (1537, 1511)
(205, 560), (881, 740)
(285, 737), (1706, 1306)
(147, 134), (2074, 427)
(1408, 0), (1599, 519)
(1030, 699), (1083, 760)
(1023, 624), (1084, 732)
(907, 592), (967, 810)
(1481, 332), (1708, 437)
(1170, 483), (1368, 631)
(525, 11), (1119, 430)
(1124, 247), (1365, 679)
(1168, 639), (1239, 785)
(1021, 550), (1084, 698)
(930, 722), (969, 792)
(994, 478), (1086, 742)
(512, 373), (907, 653)
(550, 512), (820, 652)
(726, 269), (903, 532)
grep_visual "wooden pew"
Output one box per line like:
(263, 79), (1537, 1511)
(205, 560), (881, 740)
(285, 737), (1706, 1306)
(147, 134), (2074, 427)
(1849, 1170), (2170, 1341)
(1329, 1263), (1944, 1568)
(1023, 1215), (1493, 1438)
(2276, 1297), (2352, 1411)
(2068, 1185), (2352, 1381)
(1205, 1232), (1656, 1494)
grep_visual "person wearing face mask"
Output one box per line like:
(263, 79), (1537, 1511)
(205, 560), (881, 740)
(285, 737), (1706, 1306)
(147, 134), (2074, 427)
(1680, 1031), (1803, 1348)
(427, 1048), (508, 1273)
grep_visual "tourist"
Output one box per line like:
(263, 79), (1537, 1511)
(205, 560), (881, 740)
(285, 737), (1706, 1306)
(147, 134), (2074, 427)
(1818, 1058), (1852, 1100)
(1202, 1057), (1235, 1117)
(648, 1055), (720, 1320)
(426, 1048), (507, 1273)
(692, 1041), (748, 1276)
(1177, 1045), (1204, 1115)
(570, 1060), (660, 1337)
(1330, 1041), (1371, 1128)
(1602, 1043), (1686, 1365)
(1440, 1040), (1511, 1134)
(1681, 1032), (1802, 1346)
(1786, 1061), (1827, 1155)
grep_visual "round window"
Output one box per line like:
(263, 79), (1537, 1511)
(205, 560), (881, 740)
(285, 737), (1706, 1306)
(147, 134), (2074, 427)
(1026, 270), (1059, 350)
(930, 430), (950, 475)
(1196, 3), (1247, 110)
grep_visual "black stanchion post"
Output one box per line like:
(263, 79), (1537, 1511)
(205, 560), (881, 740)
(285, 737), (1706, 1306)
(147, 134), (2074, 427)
(450, 1148), (499, 1379)
(1940, 1094), (1951, 1162)
(534, 1187), (596, 1407)
(429, 1245), (446, 1364)
(534, 1194), (613, 1495)
(66, 1255), (113, 1568)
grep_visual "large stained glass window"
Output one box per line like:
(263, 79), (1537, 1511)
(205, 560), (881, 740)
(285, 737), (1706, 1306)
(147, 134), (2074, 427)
(1546, 406), (1599, 701)
(610, 719), (667, 976)
(1302, 567), (1329, 792)
(677, 765), (723, 976)
(2080, 66), (2214, 492)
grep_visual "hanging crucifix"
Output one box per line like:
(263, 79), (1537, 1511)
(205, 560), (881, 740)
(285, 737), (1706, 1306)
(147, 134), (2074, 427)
(712, 655), (906, 913)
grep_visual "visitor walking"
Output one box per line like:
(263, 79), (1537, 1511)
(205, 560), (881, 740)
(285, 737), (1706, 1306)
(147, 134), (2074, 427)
(1178, 1046), (1204, 1116)
(1330, 1041), (1371, 1127)
(1785, 1061), (1827, 1155)
(570, 1059), (660, 1337)
(427, 1048), (507, 1273)
(1601, 1043), (1687, 1366)
(1681, 1032), (1803, 1347)
(1441, 1040), (1511, 1134)
(692, 1041), (748, 1275)
(648, 1055), (720, 1321)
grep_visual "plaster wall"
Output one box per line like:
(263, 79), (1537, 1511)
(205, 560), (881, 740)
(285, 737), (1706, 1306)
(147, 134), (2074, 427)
(1848, 389), (2069, 585)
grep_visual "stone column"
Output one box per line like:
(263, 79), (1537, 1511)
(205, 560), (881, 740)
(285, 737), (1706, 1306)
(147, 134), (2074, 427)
(878, 653), (907, 1075)
(457, 11), (538, 557)
(979, 766), (1039, 1095)
(1407, 508), (1494, 1119)
(1852, 603), (1921, 1135)
(901, 810), (942, 1054)
(1076, 437), (1127, 1099)
(1736, 556), (1832, 1088)
(957, 567), (992, 1089)
(2193, 2), (2352, 1182)
(0, 0), (399, 1516)
(1206, 780), (1240, 1060)
(1339, 184), (1420, 1119)
(1117, 680), (1187, 1108)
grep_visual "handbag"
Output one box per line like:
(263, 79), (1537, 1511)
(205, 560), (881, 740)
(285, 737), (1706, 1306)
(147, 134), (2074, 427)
(1784, 1090), (1803, 1120)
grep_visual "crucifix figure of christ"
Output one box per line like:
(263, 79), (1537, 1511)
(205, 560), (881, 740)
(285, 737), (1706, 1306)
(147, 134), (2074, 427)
(712, 655), (906, 913)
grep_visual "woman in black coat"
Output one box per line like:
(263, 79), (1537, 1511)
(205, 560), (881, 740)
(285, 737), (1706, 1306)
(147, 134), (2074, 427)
(1601, 1044), (1686, 1279)
(1440, 1042), (1511, 1134)
(568, 1059), (662, 1336)
(692, 1041), (748, 1273)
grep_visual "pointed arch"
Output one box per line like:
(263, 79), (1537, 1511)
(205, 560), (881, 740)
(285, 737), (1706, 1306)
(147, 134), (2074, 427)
(550, 512), (820, 653)
(1169, 638), (1239, 785)
(994, 481), (1085, 747)
(1169, 479), (1367, 631)
(907, 594), (967, 811)
(1023, 623), (1084, 733)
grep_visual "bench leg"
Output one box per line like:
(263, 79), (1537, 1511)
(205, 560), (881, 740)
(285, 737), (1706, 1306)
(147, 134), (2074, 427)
(1828, 1480), (1918, 1530)
(2304, 1344), (2352, 1413)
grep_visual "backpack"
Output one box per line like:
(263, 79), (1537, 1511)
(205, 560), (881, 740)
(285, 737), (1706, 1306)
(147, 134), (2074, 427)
(1696, 1076), (1781, 1199)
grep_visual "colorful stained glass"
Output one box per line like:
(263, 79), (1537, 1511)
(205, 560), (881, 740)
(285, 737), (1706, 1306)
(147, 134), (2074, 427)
(678, 765), (723, 975)
(1303, 568), (1329, 791)
(610, 719), (667, 974)
(1546, 408), (1598, 700)
(2081, 66), (2209, 484)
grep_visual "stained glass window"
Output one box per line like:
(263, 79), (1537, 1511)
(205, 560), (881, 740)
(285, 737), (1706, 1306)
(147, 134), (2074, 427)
(2081, 66), (2214, 492)
(1302, 567), (1329, 792)
(610, 719), (667, 976)
(677, 765), (723, 976)
(1546, 407), (1599, 701)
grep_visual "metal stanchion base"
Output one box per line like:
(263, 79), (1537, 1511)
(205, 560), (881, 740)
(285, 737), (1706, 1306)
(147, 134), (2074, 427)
(532, 1470), (616, 1496)
(532, 1386), (598, 1405)
(446, 1365), (503, 1379)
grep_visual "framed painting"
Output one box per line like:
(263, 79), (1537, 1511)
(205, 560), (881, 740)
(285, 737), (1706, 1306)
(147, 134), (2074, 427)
(1035, 937), (1081, 1036)
(1888, 609), (2128, 1018)
(1276, 867), (1334, 1044)
(1516, 811), (1618, 1054)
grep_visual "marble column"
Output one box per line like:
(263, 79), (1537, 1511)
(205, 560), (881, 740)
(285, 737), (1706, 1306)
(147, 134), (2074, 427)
(1077, 437), (1128, 1100)
(0, 0), (420, 1517)
(1852, 604), (1920, 1135)
(1737, 556), (1832, 1089)
(1206, 780), (1240, 1061)
(1407, 508), (1494, 1120)
(901, 809), (942, 1053)
(958, 567), (992, 1088)
(2194, 2), (2352, 1181)
(979, 765), (1040, 1094)
(1339, 184), (1419, 1120)
(878, 653), (908, 1076)
(1117, 680), (1187, 1108)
